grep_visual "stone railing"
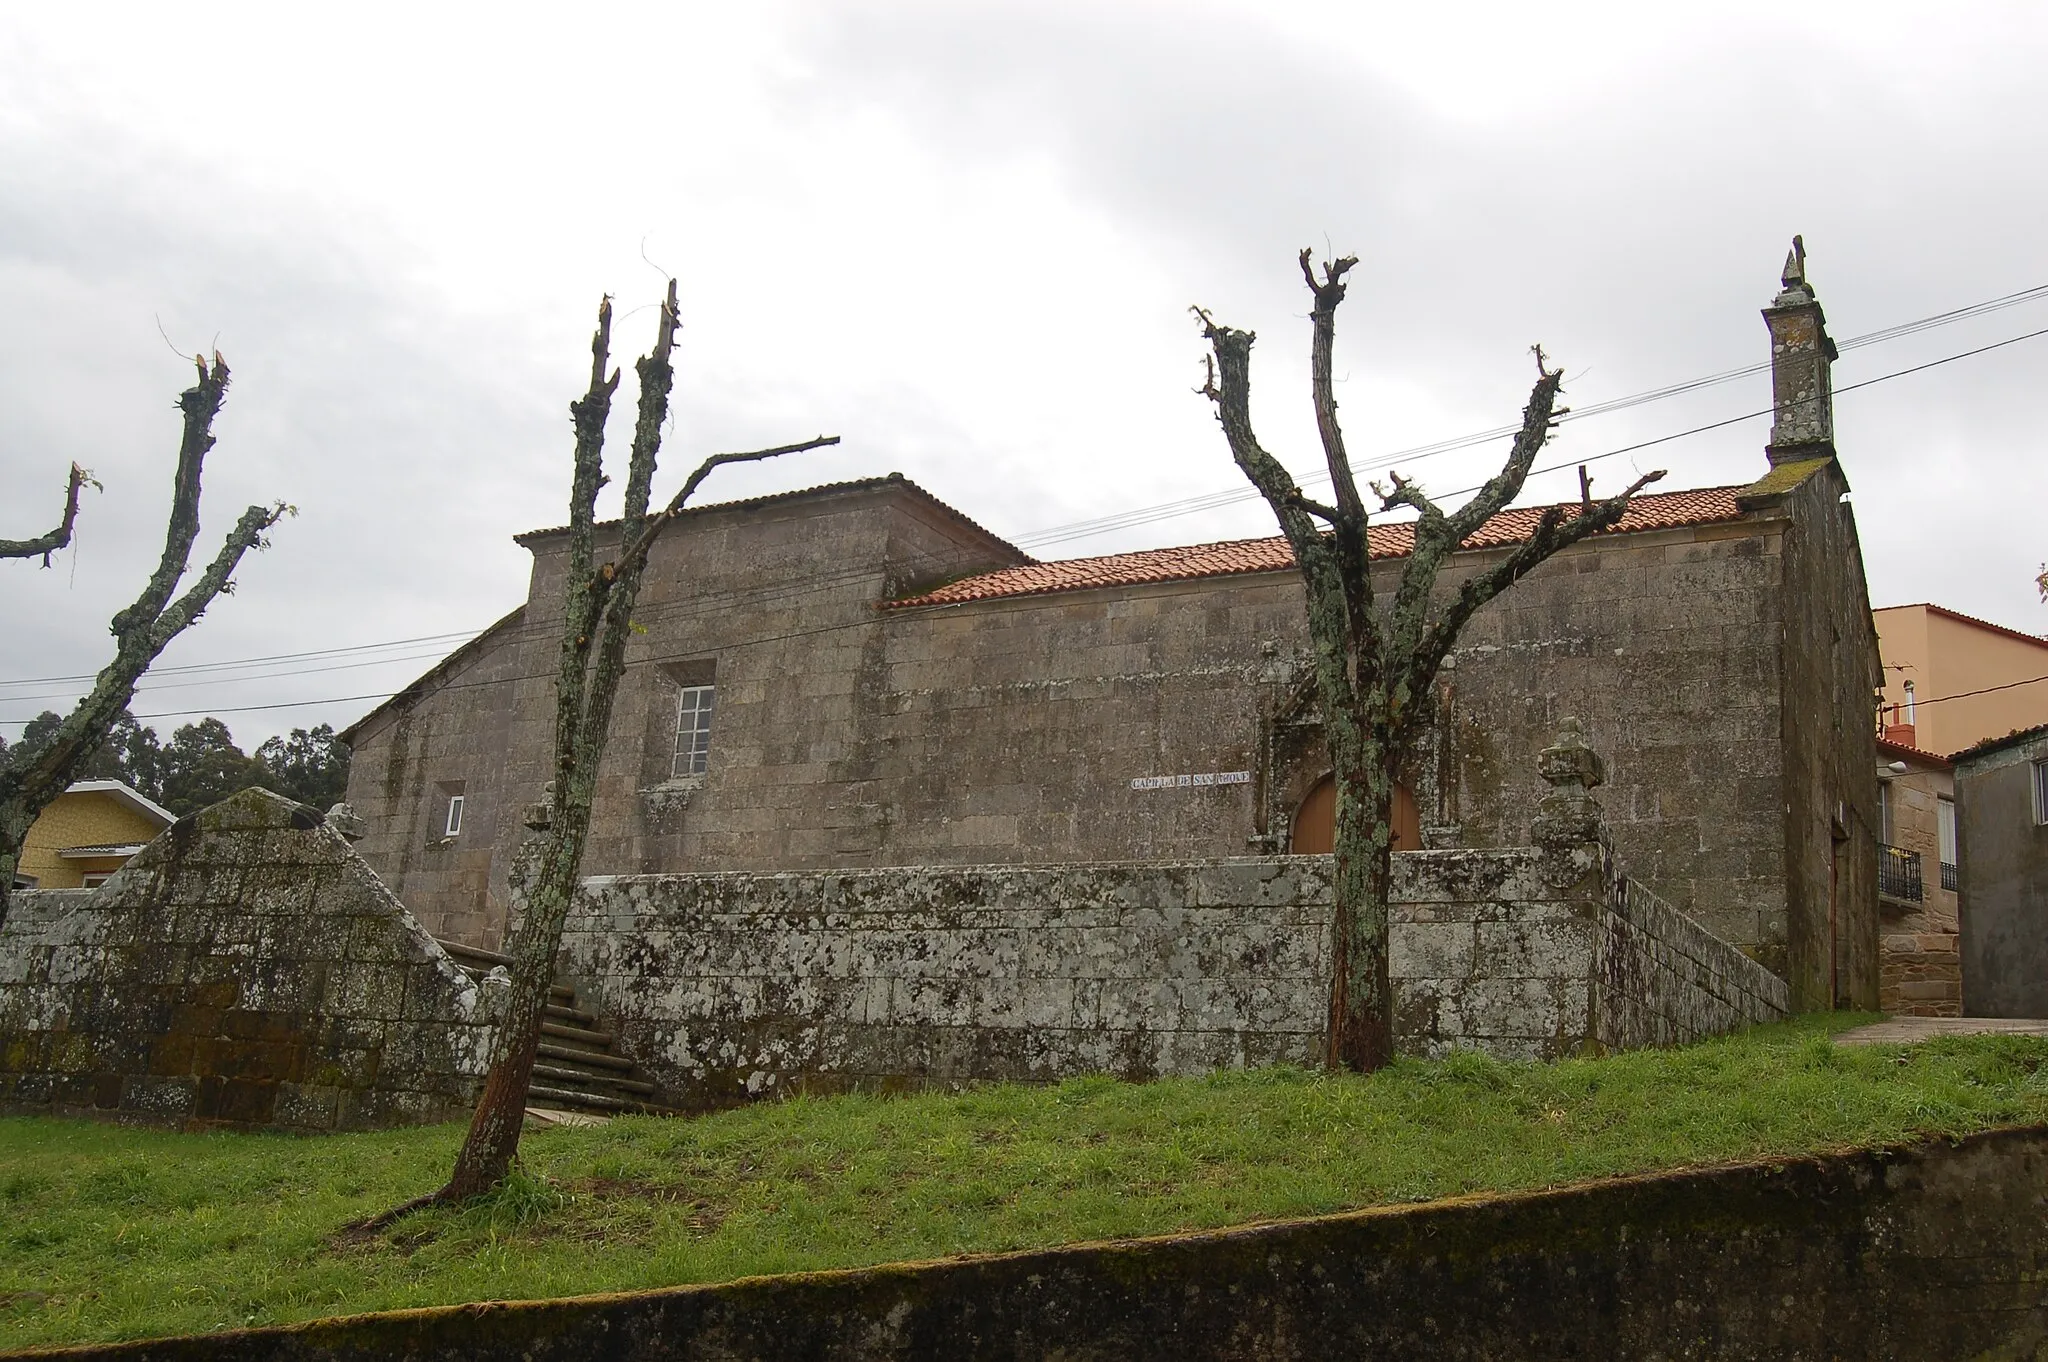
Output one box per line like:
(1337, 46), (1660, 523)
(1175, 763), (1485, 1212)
(0, 788), (495, 1131)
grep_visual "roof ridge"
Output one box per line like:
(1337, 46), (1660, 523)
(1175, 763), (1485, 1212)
(891, 483), (1752, 610)
(512, 473), (1029, 562)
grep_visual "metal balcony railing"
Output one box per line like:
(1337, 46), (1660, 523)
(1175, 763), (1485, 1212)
(1940, 860), (1958, 893)
(1880, 844), (1924, 902)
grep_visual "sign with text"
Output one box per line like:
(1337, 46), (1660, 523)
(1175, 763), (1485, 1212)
(1130, 770), (1252, 791)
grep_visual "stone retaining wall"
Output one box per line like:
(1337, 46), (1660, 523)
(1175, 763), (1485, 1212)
(1596, 872), (1791, 1050)
(561, 839), (1787, 1112)
(36, 1126), (2048, 1360)
(0, 788), (494, 1131)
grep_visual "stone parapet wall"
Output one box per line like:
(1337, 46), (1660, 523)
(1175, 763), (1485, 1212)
(0, 788), (495, 1131)
(561, 845), (1780, 1112)
(1595, 872), (1790, 1052)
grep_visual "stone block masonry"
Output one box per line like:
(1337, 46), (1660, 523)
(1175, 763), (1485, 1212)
(561, 842), (1788, 1111)
(0, 787), (495, 1132)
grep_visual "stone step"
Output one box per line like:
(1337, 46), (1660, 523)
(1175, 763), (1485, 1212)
(527, 1084), (635, 1113)
(540, 1020), (615, 1048)
(537, 1041), (634, 1071)
(531, 1063), (658, 1095)
(440, 939), (513, 969)
(434, 938), (575, 1003)
(544, 1002), (598, 1027)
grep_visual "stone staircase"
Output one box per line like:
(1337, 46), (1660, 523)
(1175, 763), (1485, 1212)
(436, 938), (666, 1119)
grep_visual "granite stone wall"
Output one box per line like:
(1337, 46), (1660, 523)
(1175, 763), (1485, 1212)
(0, 788), (496, 1132)
(560, 840), (1786, 1112)
(1596, 875), (1791, 1051)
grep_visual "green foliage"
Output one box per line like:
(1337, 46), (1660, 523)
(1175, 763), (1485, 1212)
(1, 1016), (2044, 1350)
(252, 724), (350, 810)
(5, 707), (348, 818)
(3, 709), (161, 797)
(156, 718), (261, 816)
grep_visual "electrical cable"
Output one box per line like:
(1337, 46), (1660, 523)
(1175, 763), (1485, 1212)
(6, 300), (2048, 727)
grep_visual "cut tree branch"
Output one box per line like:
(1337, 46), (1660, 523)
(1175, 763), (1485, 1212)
(1300, 249), (1365, 522)
(1408, 467), (1665, 691)
(0, 463), (92, 565)
(1, 353), (280, 930)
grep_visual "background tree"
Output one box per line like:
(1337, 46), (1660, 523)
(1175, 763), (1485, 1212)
(1196, 250), (1662, 1073)
(157, 718), (263, 815)
(5, 707), (164, 798)
(0, 355), (285, 928)
(413, 285), (835, 1210)
(253, 723), (350, 809)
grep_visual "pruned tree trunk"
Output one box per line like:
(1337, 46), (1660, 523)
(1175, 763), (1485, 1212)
(0, 358), (284, 930)
(1197, 250), (1663, 1073)
(0, 462), (92, 565)
(424, 284), (837, 1208)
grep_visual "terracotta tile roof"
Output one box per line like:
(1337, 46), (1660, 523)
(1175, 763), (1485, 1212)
(1876, 736), (1954, 769)
(891, 485), (1748, 609)
(1874, 602), (2048, 652)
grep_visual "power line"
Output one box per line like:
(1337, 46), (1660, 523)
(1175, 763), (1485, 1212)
(7, 296), (2048, 728)
(1009, 280), (2048, 549)
(9, 275), (2044, 697)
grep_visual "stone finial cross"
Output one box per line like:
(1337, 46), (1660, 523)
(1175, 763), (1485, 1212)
(1532, 716), (1605, 851)
(324, 802), (367, 842)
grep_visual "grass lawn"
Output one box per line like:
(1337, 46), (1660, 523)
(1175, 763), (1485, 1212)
(4, 1013), (2047, 1351)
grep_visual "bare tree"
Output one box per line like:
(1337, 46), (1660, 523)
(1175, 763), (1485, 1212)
(1, 462), (93, 565)
(421, 284), (836, 1207)
(1, 356), (286, 927)
(1196, 250), (1662, 1073)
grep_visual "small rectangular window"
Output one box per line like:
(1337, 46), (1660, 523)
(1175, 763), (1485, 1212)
(673, 684), (715, 778)
(1877, 781), (1893, 845)
(445, 794), (465, 837)
(2034, 761), (2048, 827)
(1937, 796), (1957, 864)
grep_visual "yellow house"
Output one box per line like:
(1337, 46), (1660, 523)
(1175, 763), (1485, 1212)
(12, 780), (175, 890)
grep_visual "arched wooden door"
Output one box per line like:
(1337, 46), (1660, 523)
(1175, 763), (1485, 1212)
(1291, 774), (1420, 854)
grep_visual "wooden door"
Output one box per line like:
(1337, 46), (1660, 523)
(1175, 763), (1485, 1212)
(1291, 774), (1419, 854)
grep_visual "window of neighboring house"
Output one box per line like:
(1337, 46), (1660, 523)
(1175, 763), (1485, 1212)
(445, 793), (465, 838)
(1878, 780), (1893, 845)
(673, 684), (715, 779)
(1937, 795), (1959, 891)
(2034, 760), (2048, 827)
(81, 873), (112, 888)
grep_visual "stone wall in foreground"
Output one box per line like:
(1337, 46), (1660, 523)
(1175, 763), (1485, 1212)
(561, 838), (1788, 1113)
(1596, 873), (1791, 1051)
(55, 1126), (2048, 1361)
(0, 788), (495, 1132)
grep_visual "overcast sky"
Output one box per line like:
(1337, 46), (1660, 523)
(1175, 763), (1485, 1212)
(3, 2), (2045, 749)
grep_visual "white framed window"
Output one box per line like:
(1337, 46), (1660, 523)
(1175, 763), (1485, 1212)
(673, 684), (715, 778)
(1877, 780), (1893, 845)
(1938, 796), (1957, 864)
(81, 873), (112, 888)
(444, 793), (465, 837)
(2034, 760), (2048, 827)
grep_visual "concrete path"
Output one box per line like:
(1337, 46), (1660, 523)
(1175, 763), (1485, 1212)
(1833, 1016), (2048, 1046)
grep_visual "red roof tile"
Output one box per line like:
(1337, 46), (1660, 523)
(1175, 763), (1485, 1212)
(890, 485), (1748, 609)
